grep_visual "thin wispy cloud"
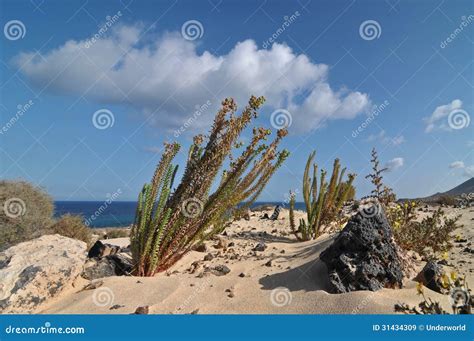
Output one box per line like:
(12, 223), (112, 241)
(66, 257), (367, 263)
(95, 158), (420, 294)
(14, 24), (370, 134)
(366, 130), (405, 146)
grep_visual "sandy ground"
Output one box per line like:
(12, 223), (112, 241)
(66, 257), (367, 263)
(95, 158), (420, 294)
(39, 206), (473, 314)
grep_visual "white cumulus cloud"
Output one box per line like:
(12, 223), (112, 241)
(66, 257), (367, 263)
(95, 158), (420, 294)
(14, 24), (370, 134)
(449, 161), (465, 169)
(385, 157), (404, 171)
(424, 99), (462, 132)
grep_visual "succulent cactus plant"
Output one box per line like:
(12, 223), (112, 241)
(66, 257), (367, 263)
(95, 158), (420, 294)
(131, 96), (289, 276)
(291, 151), (356, 241)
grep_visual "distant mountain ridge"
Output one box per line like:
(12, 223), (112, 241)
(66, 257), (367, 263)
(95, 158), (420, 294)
(416, 177), (474, 202)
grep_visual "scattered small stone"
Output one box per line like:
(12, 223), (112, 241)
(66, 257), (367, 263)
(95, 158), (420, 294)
(203, 253), (214, 261)
(109, 304), (125, 310)
(192, 244), (207, 253)
(463, 247), (474, 254)
(81, 280), (104, 291)
(134, 306), (149, 315)
(188, 261), (201, 274)
(238, 272), (245, 278)
(228, 292), (235, 298)
(264, 260), (272, 267)
(136, 280), (142, 284)
(190, 309), (199, 314)
(209, 264), (231, 276)
(214, 239), (228, 249)
(253, 243), (267, 252)
(228, 242), (235, 247)
(225, 288), (232, 293)
(280, 250), (285, 254)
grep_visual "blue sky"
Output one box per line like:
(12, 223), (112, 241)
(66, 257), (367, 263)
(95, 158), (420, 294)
(1, 0), (473, 202)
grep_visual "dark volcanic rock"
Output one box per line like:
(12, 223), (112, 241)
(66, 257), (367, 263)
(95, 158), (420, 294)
(320, 210), (404, 293)
(87, 241), (121, 258)
(82, 254), (133, 280)
(414, 261), (447, 294)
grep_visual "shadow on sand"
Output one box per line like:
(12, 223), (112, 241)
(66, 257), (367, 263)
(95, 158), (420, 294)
(258, 236), (334, 292)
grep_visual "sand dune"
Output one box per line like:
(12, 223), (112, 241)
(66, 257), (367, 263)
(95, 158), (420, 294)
(39, 207), (473, 315)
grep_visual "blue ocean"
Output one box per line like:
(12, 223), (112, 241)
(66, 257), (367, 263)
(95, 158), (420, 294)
(54, 201), (306, 228)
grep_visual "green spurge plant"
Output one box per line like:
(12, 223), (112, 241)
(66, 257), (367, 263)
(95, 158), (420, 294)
(291, 151), (356, 241)
(131, 96), (289, 276)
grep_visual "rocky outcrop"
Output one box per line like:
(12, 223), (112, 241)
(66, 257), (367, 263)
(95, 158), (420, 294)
(0, 234), (87, 313)
(320, 210), (404, 293)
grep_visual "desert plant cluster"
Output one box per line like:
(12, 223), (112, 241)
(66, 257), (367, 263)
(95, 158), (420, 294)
(0, 180), (91, 250)
(363, 149), (461, 259)
(395, 273), (472, 314)
(289, 151), (356, 241)
(130, 96), (289, 276)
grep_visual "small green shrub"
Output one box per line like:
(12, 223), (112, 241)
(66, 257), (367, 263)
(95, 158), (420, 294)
(0, 180), (53, 250)
(50, 214), (92, 246)
(393, 207), (460, 259)
(365, 148), (396, 206)
(103, 228), (130, 239)
(435, 195), (457, 206)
